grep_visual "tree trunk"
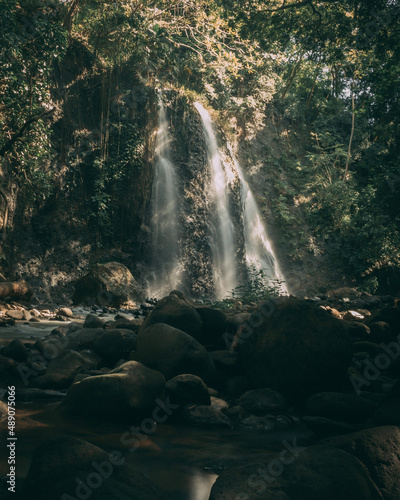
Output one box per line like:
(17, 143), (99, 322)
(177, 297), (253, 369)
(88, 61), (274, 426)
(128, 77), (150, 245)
(345, 76), (355, 180)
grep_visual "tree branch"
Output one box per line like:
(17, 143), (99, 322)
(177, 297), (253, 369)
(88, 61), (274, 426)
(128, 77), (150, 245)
(0, 110), (53, 158)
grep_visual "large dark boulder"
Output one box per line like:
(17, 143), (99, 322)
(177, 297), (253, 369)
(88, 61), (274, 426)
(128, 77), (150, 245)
(36, 327), (104, 360)
(166, 374), (211, 406)
(238, 388), (287, 415)
(32, 349), (100, 389)
(135, 323), (215, 383)
(317, 426), (400, 500)
(236, 297), (352, 400)
(22, 437), (168, 500)
(194, 305), (228, 348)
(60, 361), (165, 422)
(73, 262), (145, 307)
(92, 329), (137, 364)
(366, 306), (400, 335)
(2, 339), (27, 362)
(140, 292), (203, 341)
(304, 392), (377, 424)
(210, 448), (383, 500)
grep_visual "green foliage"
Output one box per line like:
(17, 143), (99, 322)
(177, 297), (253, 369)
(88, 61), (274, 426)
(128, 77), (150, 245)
(0, 0), (399, 293)
(0, 0), (67, 208)
(213, 266), (286, 310)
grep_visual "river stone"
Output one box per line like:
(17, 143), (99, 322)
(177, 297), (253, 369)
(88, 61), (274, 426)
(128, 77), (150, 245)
(140, 292), (203, 342)
(182, 404), (232, 428)
(369, 321), (392, 343)
(210, 448), (383, 500)
(2, 339), (27, 362)
(22, 437), (168, 500)
(57, 307), (73, 318)
(72, 262), (145, 307)
(135, 323), (215, 383)
(302, 415), (358, 438)
(317, 426), (400, 500)
(195, 306), (228, 348)
(105, 317), (141, 332)
(305, 392), (377, 423)
(93, 329), (137, 363)
(32, 349), (101, 389)
(0, 401), (7, 419)
(84, 313), (107, 328)
(36, 327), (104, 360)
(236, 297), (352, 400)
(166, 374), (211, 406)
(60, 361), (165, 422)
(367, 306), (400, 334)
(0, 355), (18, 375)
(238, 388), (287, 415)
(374, 381), (400, 426)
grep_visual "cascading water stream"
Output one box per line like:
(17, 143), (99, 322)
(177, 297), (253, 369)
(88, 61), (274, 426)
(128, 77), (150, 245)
(148, 95), (182, 296)
(228, 144), (288, 294)
(194, 102), (238, 299)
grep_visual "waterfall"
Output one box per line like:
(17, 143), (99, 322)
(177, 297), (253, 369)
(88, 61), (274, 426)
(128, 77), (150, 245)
(194, 102), (238, 299)
(148, 95), (182, 297)
(228, 144), (288, 294)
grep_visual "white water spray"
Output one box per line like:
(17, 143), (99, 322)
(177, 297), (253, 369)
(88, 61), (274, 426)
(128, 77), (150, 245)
(194, 102), (238, 299)
(148, 95), (182, 296)
(228, 144), (288, 294)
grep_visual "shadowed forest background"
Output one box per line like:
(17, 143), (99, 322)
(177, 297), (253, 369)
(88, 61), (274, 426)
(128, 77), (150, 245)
(0, 0), (399, 300)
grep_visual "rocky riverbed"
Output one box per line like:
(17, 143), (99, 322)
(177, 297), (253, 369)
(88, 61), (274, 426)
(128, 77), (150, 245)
(1, 288), (400, 499)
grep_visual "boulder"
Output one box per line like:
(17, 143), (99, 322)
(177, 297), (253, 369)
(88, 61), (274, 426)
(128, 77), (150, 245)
(22, 437), (169, 500)
(57, 307), (73, 318)
(0, 355), (18, 376)
(195, 306), (228, 348)
(166, 374), (211, 406)
(60, 361), (165, 422)
(238, 388), (287, 415)
(32, 349), (101, 389)
(302, 416), (359, 438)
(328, 287), (361, 300)
(2, 339), (27, 362)
(374, 381), (400, 426)
(0, 280), (33, 300)
(210, 448), (383, 500)
(7, 309), (32, 321)
(367, 306), (400, 335)
(369, 322), (393, 343)
(317, 426), (400, 500)
(182, 404), (232, 428)
(304, 392), (377, 423)
(0, 400), (7, 419)
(140, 292), (203, 342)
(73, 262), (145, 307)
(236, 297), (352, 400)
(36, 328), (104, 360)
(105, 317), (141, 332)
(93, 329), (137, 364)
(135, 323), (215, 383)
(84, 314), (106, 329)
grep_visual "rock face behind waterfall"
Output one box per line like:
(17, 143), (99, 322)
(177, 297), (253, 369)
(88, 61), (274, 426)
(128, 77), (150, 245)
(72, 262), (145, 307)
(236, 297), (352, 400)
